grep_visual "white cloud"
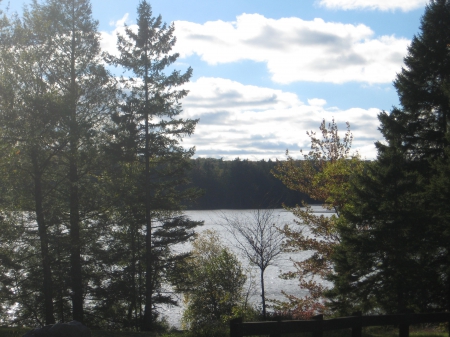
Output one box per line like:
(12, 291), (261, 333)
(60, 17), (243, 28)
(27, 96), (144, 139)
(99, 16), (387, 160)
(110, 13), (129, 27)
(100, 14), (137, 58)
(101, 14), (409, 85)
(308, 98), (327, 106)
(172, 14), (410, 84)
(318, 0), (427, 11)
(181, 77), (382, 160)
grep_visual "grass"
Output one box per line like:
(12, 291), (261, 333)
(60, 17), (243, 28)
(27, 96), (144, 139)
(279, 327), (448, 337)
(0, 327), (30, 337)
(363, 326), (447, 337)
(0, 326), (446, 337)
(0, 327), (187, 337)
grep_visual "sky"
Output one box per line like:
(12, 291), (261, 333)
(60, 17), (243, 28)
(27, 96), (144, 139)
(2, 0), (428, 160)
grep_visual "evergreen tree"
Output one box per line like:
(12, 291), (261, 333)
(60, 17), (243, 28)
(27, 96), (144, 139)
(426, 141), (450, 309)
(27, 0), (117, 322)
(390, 0), (450, 159)
(328, 0), (450, 313)
(375, 0), (450, 311)
(387, 1), (450, 308)
(0, 3), (68, 325)
(327, 145), (435, 314)
(108, 0), (201, 330)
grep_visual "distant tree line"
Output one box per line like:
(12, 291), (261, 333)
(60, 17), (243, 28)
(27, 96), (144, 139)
(185, 158), (315, 209)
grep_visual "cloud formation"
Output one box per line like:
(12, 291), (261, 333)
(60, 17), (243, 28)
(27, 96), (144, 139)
(100, 16), (387, 160)
(101, 14), (410, 85)
(181, 77), (382, 160)
(172, 14), (410, 84)
(318, 0), (427, 11)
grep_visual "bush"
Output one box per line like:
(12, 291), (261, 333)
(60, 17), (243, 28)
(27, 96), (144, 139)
(177, 230), (249, 333)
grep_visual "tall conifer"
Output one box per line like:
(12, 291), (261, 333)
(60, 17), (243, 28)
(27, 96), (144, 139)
(0, 2), (67, 324)
(33, 0), (116, 322)
(387, 0), (450, 159)
(108, 1), (201, 331)
(329, 0), (450, 313)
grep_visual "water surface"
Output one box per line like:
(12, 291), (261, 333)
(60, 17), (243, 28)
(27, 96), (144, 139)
(161, 207), (331, 328)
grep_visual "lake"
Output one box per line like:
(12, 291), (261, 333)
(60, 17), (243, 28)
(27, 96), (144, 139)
(160, 207), (332, 328)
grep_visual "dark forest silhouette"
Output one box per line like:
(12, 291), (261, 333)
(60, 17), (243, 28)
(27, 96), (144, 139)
(185, 158), (317, 210)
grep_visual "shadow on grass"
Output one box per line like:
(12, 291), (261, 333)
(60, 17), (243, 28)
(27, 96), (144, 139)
(0, 326), (446, 337)
(0, 327), (185, 337)
(278, 326), (447, 337)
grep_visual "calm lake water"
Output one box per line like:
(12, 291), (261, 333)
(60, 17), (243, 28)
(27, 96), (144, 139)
(160, 207), (332, 328)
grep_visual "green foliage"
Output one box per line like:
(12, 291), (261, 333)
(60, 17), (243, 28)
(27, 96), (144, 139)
(272, 119), (362, 319)
(104, 0), (201, 331)
(328, 0), (450, 315)
(0, 2), (77, 323)
(327, 149), (433, 314)
(0, 0), (199, 330)
(390, 0), (450, 159)
(177, 230), (249, 334)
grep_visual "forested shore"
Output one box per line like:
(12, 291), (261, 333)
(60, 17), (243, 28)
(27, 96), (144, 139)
(185, 158), (315, 210)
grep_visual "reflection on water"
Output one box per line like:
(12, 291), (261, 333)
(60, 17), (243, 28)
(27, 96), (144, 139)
(161, 207), (332, 328)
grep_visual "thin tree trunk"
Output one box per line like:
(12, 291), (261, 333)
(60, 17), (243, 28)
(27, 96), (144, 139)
(144, 217), (153, 330)
(69, 143), (83, 322)
(261, 268), (266, 319)
(56, 227), (65, 323)
(143, 52), (153, 331)
(138, 227), (143, 329)
(69, 10), (83, 322)
(127, 223), (137, 329)
(32, 153), (55, 325)
(447, 251), (450, 311)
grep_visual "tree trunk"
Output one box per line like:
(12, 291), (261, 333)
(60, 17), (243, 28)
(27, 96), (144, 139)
(127, 223), (137, 329)
(32, 153), (55, 325)
(138, 227), (143, 329)
(56, 229), (65, 323)
(142, 49), (153, 332)
(447, 251), (450, 311)
(143, 218), (153, 331)
(69, 15), (83, 322)
(69, 144), (83, 322)
(261, 268), (266, 319)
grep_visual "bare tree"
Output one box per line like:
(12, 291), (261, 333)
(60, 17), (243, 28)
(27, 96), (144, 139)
(219, 209), (285, 319)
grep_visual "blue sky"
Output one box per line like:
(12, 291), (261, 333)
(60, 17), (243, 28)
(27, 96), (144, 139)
(3, 0), (428, 160)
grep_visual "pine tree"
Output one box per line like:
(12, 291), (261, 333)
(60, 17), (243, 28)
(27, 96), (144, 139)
(375, 0), (450, 310)
(28, 0), (117, 322)
(327, 145), (436, 314)
(328, 0), (450, 313)
(108, 0), (201, 330)
(0, 3), (68, 325)
(387, 0), (450, 159)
